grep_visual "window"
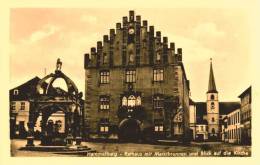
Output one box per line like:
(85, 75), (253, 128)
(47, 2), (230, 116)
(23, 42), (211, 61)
(122, 95), (142, 107)
(154, 125), (163, 132)
(13, 89), (19, 95)
(154, 126), (159, 132)
(153, 69), (164, 82)
(128, 95), (136, 107)
(212, 117), (215, 122)
(200, 126), (204, 131)
(99, 118), (109, 133)
(100, 126), (109, 133)
(100, 70), (110, 84)
(11, 102), (16, 110)
(211, 94), (215, 100)
(99, 96), (110, 110)
(20, 102), (25, 110)
(153, 95), (164, 109)
(159, 126), (163, 131)
(211, 102), (215, 109)
(212, 128), (215, 134)
(122, 96), (127, 106)
(126, 69), (136, 83)
(154, 119), (164, 132)
(136, 96), (141, 106)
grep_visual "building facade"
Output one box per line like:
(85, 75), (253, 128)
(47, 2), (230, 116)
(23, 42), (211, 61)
(84, 10), (191, 142)
(239, 86), (251, 145)
(225, 108), (242, 144)
(10, 77), (67, 139)
(189, 99), (197, 140)
(189, 59), (240, 142)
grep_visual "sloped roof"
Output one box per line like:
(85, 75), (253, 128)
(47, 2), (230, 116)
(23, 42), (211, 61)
(238, 86), (251, 98)
(195, 101), (240, 124)
(207, 59), (218, 93)
(195, 102), (207, 124)
(9, 76), (43, 101)
(219, 102), (240, 115)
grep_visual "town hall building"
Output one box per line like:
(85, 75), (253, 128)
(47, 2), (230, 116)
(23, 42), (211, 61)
(84, 10), (191, 143)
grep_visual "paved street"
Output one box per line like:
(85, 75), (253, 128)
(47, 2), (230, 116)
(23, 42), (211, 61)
(11, 139), (251, 157)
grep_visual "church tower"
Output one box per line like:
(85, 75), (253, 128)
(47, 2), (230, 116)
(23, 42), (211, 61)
(206, 58), (219, 140)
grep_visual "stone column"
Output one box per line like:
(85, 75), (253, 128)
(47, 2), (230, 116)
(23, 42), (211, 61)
(40, 113), (48, 145)
(75, 106), (82, 145)
(65, 110), (73, 145)
(26, 102), (36, 147)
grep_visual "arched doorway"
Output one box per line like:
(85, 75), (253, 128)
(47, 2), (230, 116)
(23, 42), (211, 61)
(118, 119), (141, 142)
(36, 105), (67, 146)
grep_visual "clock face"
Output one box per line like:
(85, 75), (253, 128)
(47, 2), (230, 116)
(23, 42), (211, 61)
(128, 28), (135, 34)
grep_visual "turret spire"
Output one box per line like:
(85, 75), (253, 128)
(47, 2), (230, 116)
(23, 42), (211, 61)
(207, 58), (218, 93)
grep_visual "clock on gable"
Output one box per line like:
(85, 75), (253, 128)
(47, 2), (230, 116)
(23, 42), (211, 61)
(128, 28), (135, 35)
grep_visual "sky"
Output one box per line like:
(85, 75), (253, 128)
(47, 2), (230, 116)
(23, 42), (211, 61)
(10, 8), (251, 102)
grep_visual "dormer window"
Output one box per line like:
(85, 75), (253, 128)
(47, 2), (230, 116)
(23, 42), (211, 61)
(13, 89), (19, 95)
